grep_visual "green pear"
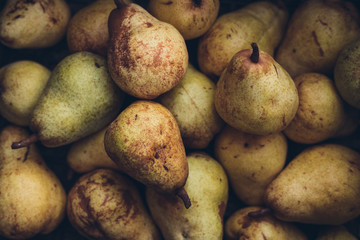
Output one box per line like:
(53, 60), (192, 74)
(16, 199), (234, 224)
(275, 0), (360, 78)
(67, 168), (161, 240)
(214, 43), (299, 135)
(261, 144), (360, 225)
(0, 125), (66, 239)
(214, 125), (287, 205)
(334, 38), (360, 109)
(66, 0), (116, 56)
(107, 1), (188, 99)
(315, 225), (358, 240)
(104, 100), (191, 208)
(147, 0), (220, 40)
(66, 127), (120, 174)
(11, 51), (124, 148)
(0, 0), (71, 49)
(225, 206), (308, 240)
(0, 60), (51, 126)
(146, 152), (228, 240)
(197, 1), (288, 78)
(159, 64), (224, 149)
(283, 73), (346, 144)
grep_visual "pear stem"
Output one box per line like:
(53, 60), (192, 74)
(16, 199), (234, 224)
(114, 0), (133, 8)
(250, 42), (259, 63)
(247, 208), (272, 218)
(176, 187), (191, 209)
(11, 134), (38, 149)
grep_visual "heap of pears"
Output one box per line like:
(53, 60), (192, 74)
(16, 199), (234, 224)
(0, 0), (360, 239)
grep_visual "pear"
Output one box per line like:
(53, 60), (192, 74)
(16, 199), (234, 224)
(315, 225), (358, 240)
(159, 64), (224, 149)
(260, 144), (360, 225)
(146, 152), (229, 240)
(0, 125), (66, 239)
(197, 1), (288, 78)
(0, 60), (51, 126)
(0, 0), (71, 49)
(334, 38), (360, 109)
(214, 125), (288, 206)
(225, 206), (308, 240)
(11, 51), (124, 149)
(104, 100), (191, 208)
(67, 168), (162, 240)
(147, 0), (220, 40)
(66, 0), (116, 56)
(275, 0), (360, 78)
(107, 1), (188, 99)
(66, 127), (120, 174)
(283, 73), (346, 144)
(214, 43), (299, 135)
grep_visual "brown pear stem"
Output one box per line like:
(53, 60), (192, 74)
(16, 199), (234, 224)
(11, 134), (38, 149)
(250, 42), (259, 63)
(247, 208), (272, 218)
(114, 0), (133, 8)
(176, 187), (191, 209)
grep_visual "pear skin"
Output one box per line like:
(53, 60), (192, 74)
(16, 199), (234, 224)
(104, 100), (191, 208)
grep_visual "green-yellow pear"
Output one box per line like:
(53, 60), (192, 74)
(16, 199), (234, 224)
(104, 100), (191, 208)
(334, 37), (360, 109)
(0, 125), (66, 239)
(67, 168), (162, 240)
(262, 144), (360, 225)
(11, 51), (124, 149)
(0, 0), (71, 49)
(214, 43), (299, 135)
(197, 0), (288, 78)
(146, 152), (229, 240)
(0, 60), (51, 126)
(66, 0), (117, 56)
(275, 0), (360, 78)
(107, 1), (188, 99)
(159, 64), (224, 149)
(283, 73), (346, 144)
(214, 125), (287, 205)
(66, 127), (120, 173)
(225, 206), (308, 240)
(147, 0), (220, 40)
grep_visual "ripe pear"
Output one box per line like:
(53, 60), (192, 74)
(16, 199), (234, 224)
(315, 225), (358, 240)
(104, 100), (191, 208)
(146, 152), (229, 240)
(67, 168), (162, 240)
(159, 64), (224, 149)
(147, 0), (220, 40)
(225, 206), (308, 240)
(107, 1), (188, 99)
(214, 125), (288, 205)
(66, 0), (116, 56)
(197, 1), (288, 78)
(283, 73), (346, 144)
(0, 0), (71, 49)
(214, 43), (299, 135)
(0, 125), (66, 239)
(0, 60), (51, 126)
(334, 38), (360, 109)
(66, 127), (119, 174)
(275, 0), (360, 78)
(11, 51), (124, 149)
(262, 144), (360, 225)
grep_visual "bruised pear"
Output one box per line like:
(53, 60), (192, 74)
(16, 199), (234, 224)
(104, 100), (191, 208)
(214, 43), (299, 135)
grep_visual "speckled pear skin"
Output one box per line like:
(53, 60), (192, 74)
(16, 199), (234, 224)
(67, 168), (162, 240)
(107, 3), (188, 99)
(104, 100), (188, 195)
(264, 144), (360, 225)
(30, 51), (124, 148)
